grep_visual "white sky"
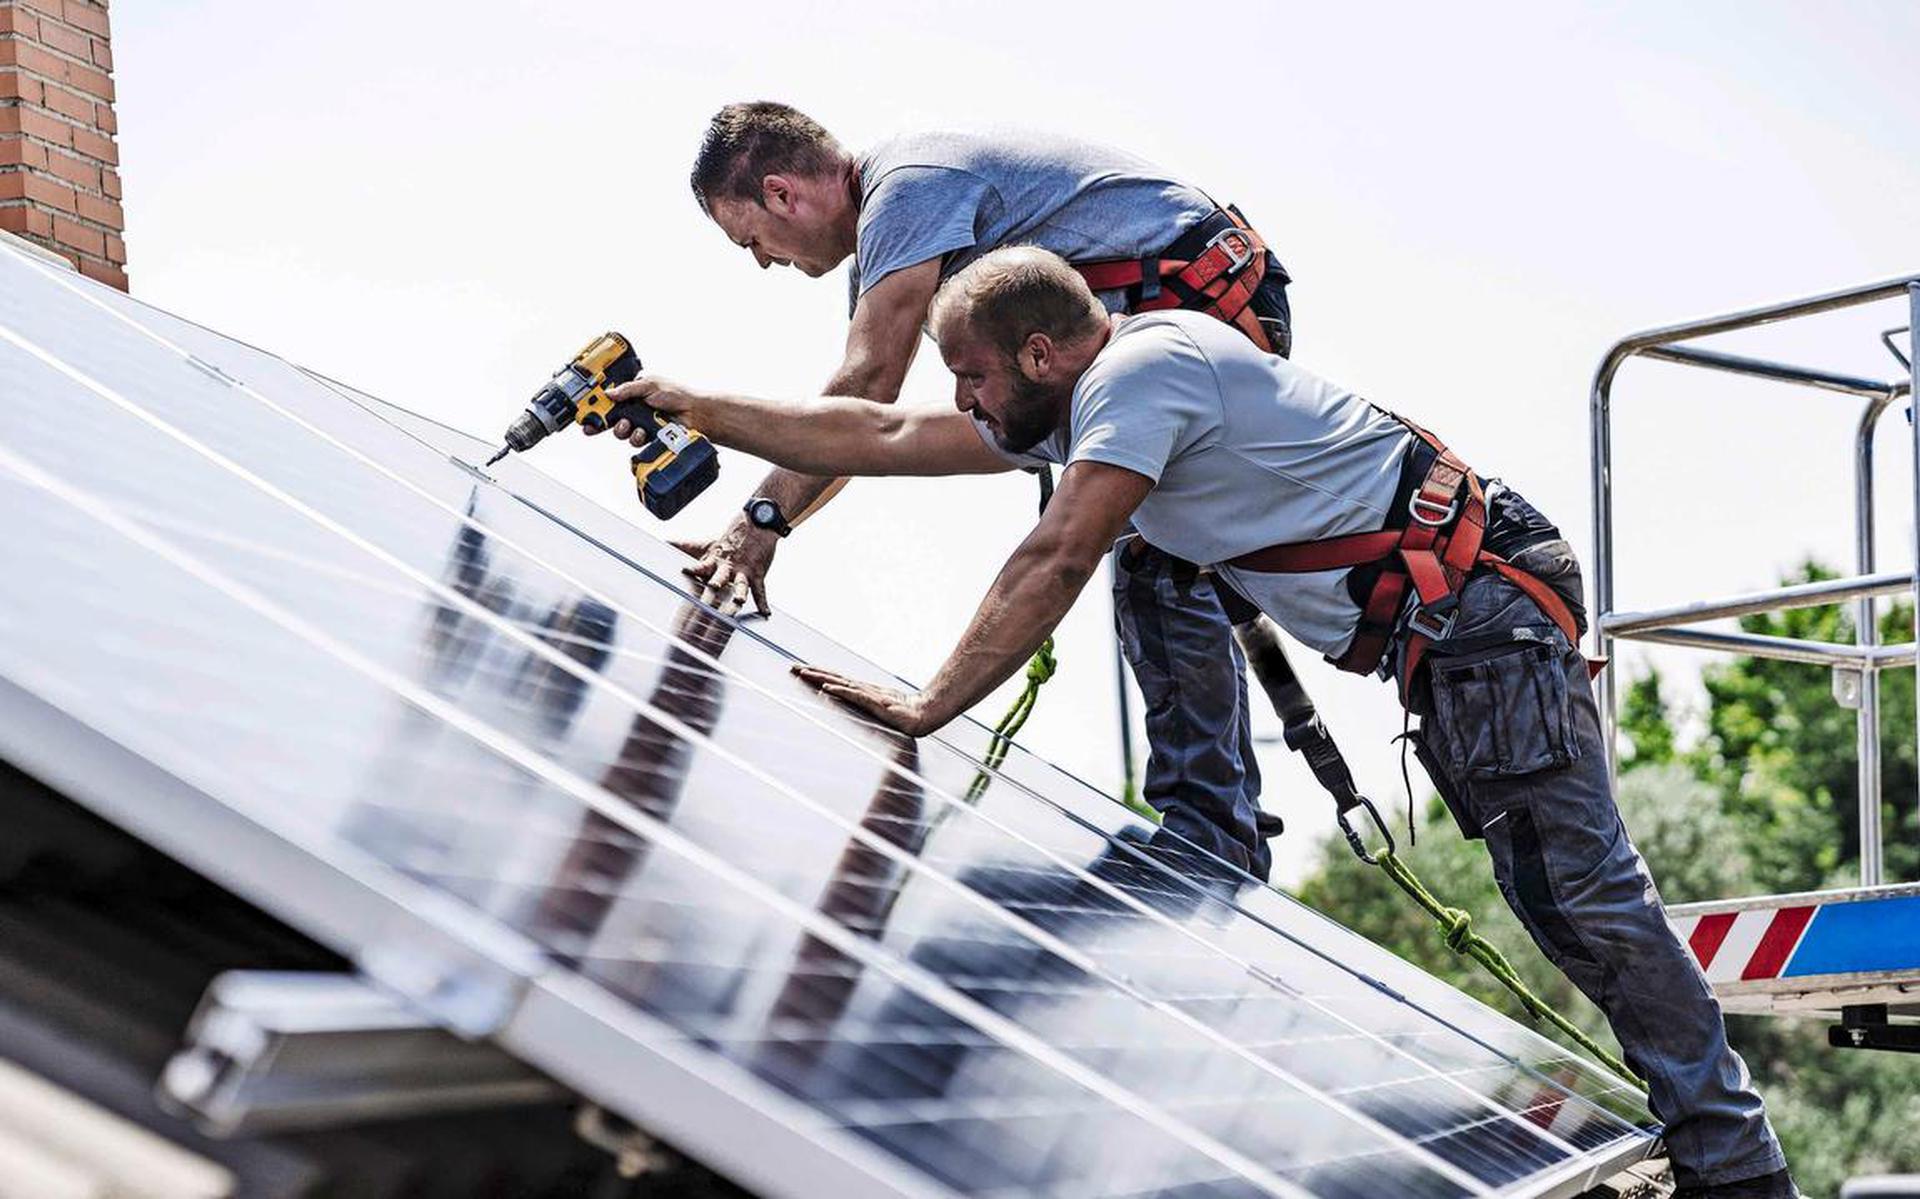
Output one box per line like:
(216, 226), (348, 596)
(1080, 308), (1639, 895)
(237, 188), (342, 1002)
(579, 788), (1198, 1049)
(109, 1), (1920, 882)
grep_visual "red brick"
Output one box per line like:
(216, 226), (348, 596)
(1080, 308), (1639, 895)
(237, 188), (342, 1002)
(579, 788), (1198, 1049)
(0, 133), (49, 168)
(102, 228), (121, 263)
(0, 105), (74, 145)
(60, 1), (108, 37)
(77, 256), (124, 290)
(41, 81), (92, 120)
(69, 124), (110, 163)
(17, 0), (63, 19)
(98, 165), (117, 198)
(87, 35), (108, 71)
(0, 201), (54, 238)
(0, 168), (74, 210)
(74, 188), (115, 227)
(0, 39), (62, 79)
(0, 8), (40, 36)
(37, 18), (90, 60)
(50, 211), (101, 255)
(64, 60), (109, 100)
(43, 146), (95, 188)
(0, 67), (44, 102)
(92, 100), (112, 132)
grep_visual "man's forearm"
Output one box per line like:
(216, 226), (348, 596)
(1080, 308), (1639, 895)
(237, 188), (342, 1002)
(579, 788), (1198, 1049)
(740, 358), (899, 527)
(683, 389), (919, 477)
(747, 466), (847, 527)
(915, 533), (1099, 726)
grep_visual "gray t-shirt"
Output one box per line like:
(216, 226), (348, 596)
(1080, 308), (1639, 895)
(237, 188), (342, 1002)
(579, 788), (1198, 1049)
(849, 129), (1217, 313)
(982, 310), (1414, 656)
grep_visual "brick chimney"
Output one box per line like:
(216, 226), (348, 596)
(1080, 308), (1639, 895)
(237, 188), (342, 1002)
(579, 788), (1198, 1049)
(0, 0), (124, 289)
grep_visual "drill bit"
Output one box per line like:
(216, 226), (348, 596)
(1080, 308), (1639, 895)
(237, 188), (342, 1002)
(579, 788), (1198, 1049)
(484, 445), (509, 467)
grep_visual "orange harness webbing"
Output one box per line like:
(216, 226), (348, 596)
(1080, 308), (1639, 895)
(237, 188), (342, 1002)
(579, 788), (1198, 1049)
(1223, 419), (1600, 700)
(1071, 210), (1276, 353)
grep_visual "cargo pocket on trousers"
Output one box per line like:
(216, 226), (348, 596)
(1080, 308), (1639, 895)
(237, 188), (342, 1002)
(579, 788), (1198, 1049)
(1427, 639), (1579, 782)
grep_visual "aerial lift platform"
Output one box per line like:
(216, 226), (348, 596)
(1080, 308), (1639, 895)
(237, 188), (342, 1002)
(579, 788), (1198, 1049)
(1592, 275), (1920, 1053)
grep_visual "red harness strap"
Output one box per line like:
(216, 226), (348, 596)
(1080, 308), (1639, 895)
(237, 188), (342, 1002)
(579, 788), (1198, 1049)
(1072, 212), (1276, 352)
(1223, 418), (1599, 702)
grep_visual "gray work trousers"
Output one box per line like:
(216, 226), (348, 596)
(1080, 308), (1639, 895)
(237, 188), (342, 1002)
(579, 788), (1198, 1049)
(1103, 270), (1290, 882)
(1409, 551), (1791, 1194)
(1111, 540), (1272, 881)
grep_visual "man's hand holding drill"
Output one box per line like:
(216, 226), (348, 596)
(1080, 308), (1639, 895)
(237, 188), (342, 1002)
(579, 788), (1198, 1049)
(580, 375), (776, 617)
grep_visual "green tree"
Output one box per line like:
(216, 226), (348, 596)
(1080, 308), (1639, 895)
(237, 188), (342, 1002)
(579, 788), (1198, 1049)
(1689, 561), (1918, 890)
(1620, 668), (1677, 768)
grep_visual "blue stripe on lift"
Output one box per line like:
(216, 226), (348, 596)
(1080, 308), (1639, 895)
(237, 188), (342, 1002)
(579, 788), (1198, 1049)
(1783, 894), (1920, 977)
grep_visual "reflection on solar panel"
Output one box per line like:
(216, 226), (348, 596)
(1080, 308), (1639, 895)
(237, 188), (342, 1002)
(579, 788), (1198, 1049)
(0, 238), (1656, 1198)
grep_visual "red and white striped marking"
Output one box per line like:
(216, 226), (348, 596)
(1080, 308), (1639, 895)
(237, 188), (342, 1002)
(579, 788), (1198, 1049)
(1672, 906), (1816, 983)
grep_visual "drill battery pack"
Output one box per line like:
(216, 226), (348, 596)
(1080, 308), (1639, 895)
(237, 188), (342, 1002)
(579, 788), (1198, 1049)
(632, 432), (720, 520)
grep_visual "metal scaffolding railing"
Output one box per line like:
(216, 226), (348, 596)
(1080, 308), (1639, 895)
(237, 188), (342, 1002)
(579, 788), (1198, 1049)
(1591, 276), (1920, 886)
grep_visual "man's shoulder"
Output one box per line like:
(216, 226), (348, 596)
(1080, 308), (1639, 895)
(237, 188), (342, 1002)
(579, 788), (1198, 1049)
(1095, 312), (1224, 374)
(863, 125), (1152, 184)
(861, 130), (985, 181)
(1076, 313), (1222, 403)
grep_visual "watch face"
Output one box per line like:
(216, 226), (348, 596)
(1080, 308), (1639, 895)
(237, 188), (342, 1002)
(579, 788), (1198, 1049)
(749, 500), (776, 525)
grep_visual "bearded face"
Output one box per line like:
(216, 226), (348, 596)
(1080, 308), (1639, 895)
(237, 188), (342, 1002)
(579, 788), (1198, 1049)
(990, 365), (1071, 453)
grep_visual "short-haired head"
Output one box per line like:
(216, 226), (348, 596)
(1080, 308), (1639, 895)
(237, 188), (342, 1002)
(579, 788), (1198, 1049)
(690, 101), (844, 215)
(928, 246), (1107, 360)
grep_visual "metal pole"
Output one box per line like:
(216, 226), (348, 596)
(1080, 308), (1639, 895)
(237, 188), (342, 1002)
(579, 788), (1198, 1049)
(1602, 570), (1914, 636)
(1639, 345), (1901, 400)
(1857, 394), (1886, 886)
(1910, 284), (1920, 877)
(1591, 357), (1622, 788)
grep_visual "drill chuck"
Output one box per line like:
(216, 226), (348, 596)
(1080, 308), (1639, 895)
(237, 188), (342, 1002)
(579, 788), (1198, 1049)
(502, 409), (551, 455)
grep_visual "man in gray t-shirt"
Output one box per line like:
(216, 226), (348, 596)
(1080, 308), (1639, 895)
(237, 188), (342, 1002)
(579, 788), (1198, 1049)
(592, 101), (1293, 878)
(612, 247), (1796, 1199)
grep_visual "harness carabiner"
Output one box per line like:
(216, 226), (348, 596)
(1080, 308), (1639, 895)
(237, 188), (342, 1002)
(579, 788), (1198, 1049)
(1337, 794), (1396, 866)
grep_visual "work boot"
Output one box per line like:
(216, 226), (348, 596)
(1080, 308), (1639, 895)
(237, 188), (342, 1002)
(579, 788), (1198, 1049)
(1672, 1167), (1798, 1199)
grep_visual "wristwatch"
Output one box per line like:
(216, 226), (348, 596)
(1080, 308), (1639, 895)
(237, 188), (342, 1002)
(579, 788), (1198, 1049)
(744, 496), (792, 537)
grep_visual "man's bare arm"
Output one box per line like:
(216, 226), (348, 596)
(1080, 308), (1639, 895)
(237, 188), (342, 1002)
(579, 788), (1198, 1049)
(793, 462), (1153, 735)
(593, 258), (943, 614)
(616, 377), (1011, 478)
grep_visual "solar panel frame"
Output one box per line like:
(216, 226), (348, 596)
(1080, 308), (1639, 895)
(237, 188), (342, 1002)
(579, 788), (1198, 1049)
(0, 239), (1658, 1198)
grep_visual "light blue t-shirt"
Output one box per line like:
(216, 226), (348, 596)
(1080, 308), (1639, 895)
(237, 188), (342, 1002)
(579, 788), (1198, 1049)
(849, 129), (1217, 312)
(981, 310), (1414, 656)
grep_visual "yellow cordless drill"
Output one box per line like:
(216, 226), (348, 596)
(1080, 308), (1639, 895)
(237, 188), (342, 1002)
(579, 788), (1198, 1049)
(484, 331), (720, 520)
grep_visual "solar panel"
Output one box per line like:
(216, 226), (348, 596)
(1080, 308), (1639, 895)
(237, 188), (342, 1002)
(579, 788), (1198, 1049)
(0, 238), (1656, 1198)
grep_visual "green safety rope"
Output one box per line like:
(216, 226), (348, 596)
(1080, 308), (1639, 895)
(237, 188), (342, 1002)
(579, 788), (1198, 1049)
(962, 638), (1056, 804)
(1372, 847), (1647, 1091)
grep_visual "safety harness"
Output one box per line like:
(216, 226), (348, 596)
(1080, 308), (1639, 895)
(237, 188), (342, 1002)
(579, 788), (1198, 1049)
(1224, 417), (1600, 701)
(1071, 207), (1283, 354)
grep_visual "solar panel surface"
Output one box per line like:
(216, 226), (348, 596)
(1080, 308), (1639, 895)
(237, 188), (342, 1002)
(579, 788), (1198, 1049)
(0, 240), (1655, 1198)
